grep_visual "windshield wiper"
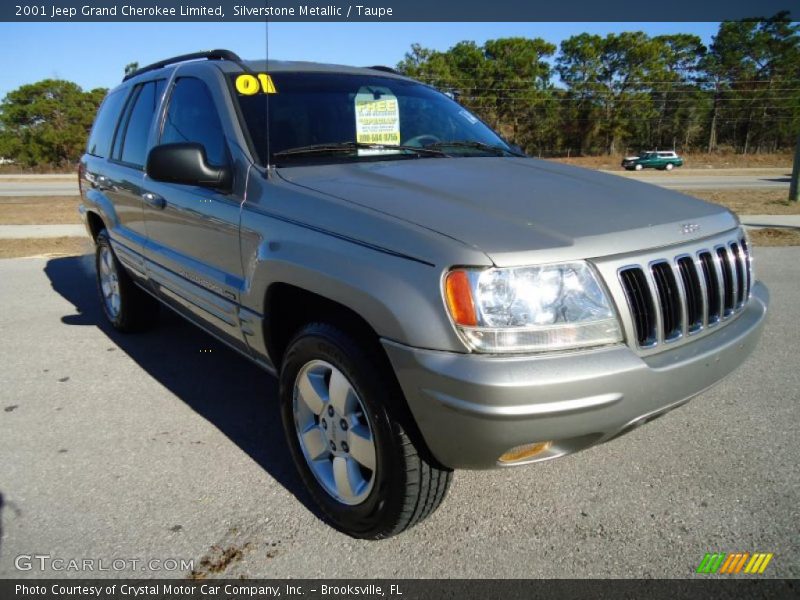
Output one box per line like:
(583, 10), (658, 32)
(425, 141), (525, 157)
(273, 141), (447, 159)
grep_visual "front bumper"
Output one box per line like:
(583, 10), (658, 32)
(383, 282), (768, 469)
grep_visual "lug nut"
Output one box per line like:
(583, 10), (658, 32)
(329, 441), (336, 452)
(340, 419), (348, 431)
(327, 406), (335, 417)
(321, 419), (328, 430)
(341, 441), (349, 453)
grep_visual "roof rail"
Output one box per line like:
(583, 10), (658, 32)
(365, 65), (401, 75)
(122, 49), (242, 81)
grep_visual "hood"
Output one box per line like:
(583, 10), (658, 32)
(277, 157), (737, 267)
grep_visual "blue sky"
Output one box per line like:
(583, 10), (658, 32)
(0, 22), (721, 98)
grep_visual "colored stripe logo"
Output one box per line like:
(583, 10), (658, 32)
(697, 552), (774, 574)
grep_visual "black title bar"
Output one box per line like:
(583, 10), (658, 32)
(2, 579), (797, 600)
(3, 0), (797, 22)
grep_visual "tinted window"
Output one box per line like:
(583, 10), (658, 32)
(161, 78), (227, 166)
(86, 88), (127, 158)
(116, 81), (163, 168)
(232, 72), (510, 165)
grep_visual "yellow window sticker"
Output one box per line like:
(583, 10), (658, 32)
(235, 73), (277, 95)
(354, 87), (400, 152)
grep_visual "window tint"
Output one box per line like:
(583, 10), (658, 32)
(161, 78), (227, 166)
(117, 80), (163, 168)
(86, 88), (127, 158)
(232, 72), (509, 165)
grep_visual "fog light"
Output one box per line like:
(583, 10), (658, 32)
(498, 441), (553, 464)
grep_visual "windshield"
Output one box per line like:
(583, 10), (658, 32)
(230, 72), (514, 166)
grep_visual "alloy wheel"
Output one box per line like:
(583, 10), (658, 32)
(292, 360), (377, 505)
(98, 245), (121, 319)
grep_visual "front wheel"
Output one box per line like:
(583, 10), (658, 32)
(634, 163), (643, 171)
(665, 162), (674, 171)
(279, 323), (452, 538)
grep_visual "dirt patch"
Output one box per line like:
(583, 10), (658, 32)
(748, 228), (800, 246)
(0, 165), (76, 174)
(548, 152), (793, 171)
(188, 544), (250, 579)
(0, 196), (82, 224)
(0, 237), (92, 259)
(681, 189), (800, 216)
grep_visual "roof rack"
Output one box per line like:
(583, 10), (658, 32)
(122, 49), (242, 81)
(365, 65), (401, 75)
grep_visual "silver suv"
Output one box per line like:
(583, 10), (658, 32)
(79, 51), (768, 538)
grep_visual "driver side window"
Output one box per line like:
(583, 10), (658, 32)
(161, 77), (227, 167)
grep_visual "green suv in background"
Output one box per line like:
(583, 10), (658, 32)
(622, 150), (684, 171)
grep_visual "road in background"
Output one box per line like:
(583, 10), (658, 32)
(618, 174), (790, 190)
(0, 249), (797, 578)
(0, 169), (792, 196)
(0, 182), (79, 196)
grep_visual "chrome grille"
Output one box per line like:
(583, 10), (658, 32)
(618, 233), (752, 348)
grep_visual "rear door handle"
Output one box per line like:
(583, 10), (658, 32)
(141, 192), (166, 210)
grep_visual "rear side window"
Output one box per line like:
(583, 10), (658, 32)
(113, 80), (164, 168)
(161, 78), (227, 167)
(86, 88), (127, 158)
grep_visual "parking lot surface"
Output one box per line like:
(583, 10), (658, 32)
(0, 248), (798, 578)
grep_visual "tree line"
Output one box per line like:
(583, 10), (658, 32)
(0, 14), (797, 168)
(398, 13), (799, 157)
(0, 79), (106, 168)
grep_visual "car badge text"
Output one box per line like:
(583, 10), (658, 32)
(680, 223), (701, 235)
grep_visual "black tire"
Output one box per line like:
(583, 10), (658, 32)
(279, 322), (452, 539)
(95, 230), (159, 332)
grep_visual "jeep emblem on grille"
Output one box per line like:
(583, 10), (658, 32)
(680, 223), (701, 235)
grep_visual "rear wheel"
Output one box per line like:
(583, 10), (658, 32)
(279, 322), (452, 538)
(95, 230), (159, 332)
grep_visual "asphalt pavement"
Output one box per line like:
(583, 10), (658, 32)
(0, 248), (797, 579)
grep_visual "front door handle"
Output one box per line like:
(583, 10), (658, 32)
(141, 192), (166, 210)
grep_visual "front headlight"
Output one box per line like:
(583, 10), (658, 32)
(443, 262), (622, 353)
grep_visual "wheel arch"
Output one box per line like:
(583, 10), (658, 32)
(85, 210), (106, 241)
(264, 282), (384, 370)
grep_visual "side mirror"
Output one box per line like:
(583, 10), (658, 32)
(146, 143), (232, 192)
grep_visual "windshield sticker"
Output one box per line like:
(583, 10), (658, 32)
(354, 87), (401, 154)
(459, 109), (479, 125)
(235, 73), (277, 95)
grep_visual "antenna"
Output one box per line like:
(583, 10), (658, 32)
(265, 2), (271, 172)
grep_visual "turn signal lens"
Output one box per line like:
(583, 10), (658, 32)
(498, 441), (553, 464)
(445, 270), (477, 326)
